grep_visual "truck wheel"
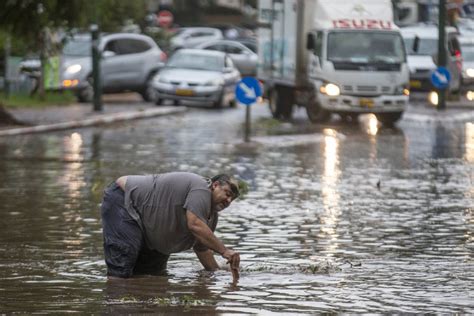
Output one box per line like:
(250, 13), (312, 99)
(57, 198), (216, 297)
(376, 112), (403, 126)
(306, 97), (330, 123)
(269, 87), (293, 120)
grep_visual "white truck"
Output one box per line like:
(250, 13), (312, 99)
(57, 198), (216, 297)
(257, 0), (410, 124)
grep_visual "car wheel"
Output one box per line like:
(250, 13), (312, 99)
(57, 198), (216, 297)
(306, 95), (330, 123)
(229, 99), (237, 108)
(213, 93), (224, 108)
(155, 97), (163, 106)
(141, 74), (158, 102)
(376, 112), (403, 126)
(76, 76), (93, 103)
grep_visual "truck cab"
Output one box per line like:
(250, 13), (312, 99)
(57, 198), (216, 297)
(258, 0), (410, 125)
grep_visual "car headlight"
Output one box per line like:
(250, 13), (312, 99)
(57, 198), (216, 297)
(65, 64), (82, 75)
(466, 68), (474, 78)
(204, 78), (224, 86)
(153, 76), (169, 84)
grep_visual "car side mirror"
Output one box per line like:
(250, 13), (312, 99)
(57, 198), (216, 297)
(103, 50), (116, 58)
(413, 35), (420, 53)
(307, 33), (315, 50)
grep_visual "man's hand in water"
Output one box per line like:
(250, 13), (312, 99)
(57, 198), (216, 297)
(222, 249), (240, 281)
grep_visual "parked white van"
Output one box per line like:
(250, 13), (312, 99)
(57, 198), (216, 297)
(401, 24), (462, 94)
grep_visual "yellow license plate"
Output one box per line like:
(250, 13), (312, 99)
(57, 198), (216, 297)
(359, 98), (374, 107)
(176, 89), (194, 96)
(410, 80), (422, 88)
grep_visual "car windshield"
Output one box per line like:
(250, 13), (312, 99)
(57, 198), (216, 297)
(403, 37), (438, 56)
(167, 51), (224, 71)
(63, 37), (91, 57)
(462, 45), (474, 61)
(327, 31), (406, 63)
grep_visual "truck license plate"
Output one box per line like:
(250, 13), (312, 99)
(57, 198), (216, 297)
(359, 98), (374, 107)
(176, 89), (194, 96)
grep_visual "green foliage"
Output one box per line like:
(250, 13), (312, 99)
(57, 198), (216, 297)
(0, 91), (75, 108)
(0, 0), (149, 53)
(236, 179), (250, 200)
(96, 0), (147, 32)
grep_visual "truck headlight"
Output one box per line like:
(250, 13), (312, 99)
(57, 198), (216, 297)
(65, 64), (82, 75)
(320, 83), (340, 96)
(428, 91), (438, 106)
(395, 84), (410, 96)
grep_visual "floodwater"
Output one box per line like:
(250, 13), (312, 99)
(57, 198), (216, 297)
(0, 104), (473, 314)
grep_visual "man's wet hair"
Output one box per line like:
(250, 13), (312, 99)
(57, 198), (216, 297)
(211, 174), (240, 199)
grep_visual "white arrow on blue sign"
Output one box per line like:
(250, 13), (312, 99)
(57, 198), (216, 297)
(235, 77), (262, 105)
(430, 66), (451, 90)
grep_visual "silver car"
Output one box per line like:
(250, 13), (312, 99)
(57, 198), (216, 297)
(152, 49), (240, 108)
(196, 39), (258, 77)
(169, 27), (223, 51)
(62, 33), (166, 102)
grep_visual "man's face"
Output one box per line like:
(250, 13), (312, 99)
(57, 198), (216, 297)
(211, 181), (235, 212)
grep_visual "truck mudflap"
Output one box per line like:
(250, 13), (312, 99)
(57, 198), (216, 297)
(317, 94), (408, 113)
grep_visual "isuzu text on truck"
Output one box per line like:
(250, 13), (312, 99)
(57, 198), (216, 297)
(258, 0), (410, 125)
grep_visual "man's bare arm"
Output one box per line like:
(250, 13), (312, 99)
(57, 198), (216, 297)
(194, 249), (219, 271)
(186, 210), (239, 263)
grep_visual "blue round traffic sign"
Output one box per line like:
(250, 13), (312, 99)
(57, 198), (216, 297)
(235, 77), (262, 105)
(430, 66), (451, 89)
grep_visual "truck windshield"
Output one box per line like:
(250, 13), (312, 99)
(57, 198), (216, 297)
(327, 31), (405, 63)
(63, 37), (92, 57)
(403, 38), (437, 56)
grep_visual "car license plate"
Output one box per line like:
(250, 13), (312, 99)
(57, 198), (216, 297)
(359, 98), (374, 107)
(176, 89), (194, 96)
(410, 80), (422, 88)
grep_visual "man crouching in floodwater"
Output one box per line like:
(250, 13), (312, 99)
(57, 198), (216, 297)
(100, 172), (241, 280)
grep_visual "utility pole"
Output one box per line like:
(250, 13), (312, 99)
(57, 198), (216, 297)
(4, 36), (11, 98)
(437, 0), (447, 111)
(91, 24), (103, 112)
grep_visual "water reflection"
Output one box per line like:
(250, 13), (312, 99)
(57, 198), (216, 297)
(465, 122), (474, 163)
(0, 106), (473, 313)
(60, 132), (86, 200)
(319, 129), (341, 257)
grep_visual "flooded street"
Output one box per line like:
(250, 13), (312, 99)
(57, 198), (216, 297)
(0, 104), (473, 313)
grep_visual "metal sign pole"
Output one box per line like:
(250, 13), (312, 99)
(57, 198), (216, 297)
(438, 0), (447, 111)
(245, 104), (251, 142)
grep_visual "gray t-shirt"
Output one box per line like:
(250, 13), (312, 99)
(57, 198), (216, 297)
(123, 172), (218, 254)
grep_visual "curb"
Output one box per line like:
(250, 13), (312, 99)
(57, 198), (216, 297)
(0, 106), (187, 137)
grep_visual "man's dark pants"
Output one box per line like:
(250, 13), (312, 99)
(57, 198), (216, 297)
(101, 182), (169, 278)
